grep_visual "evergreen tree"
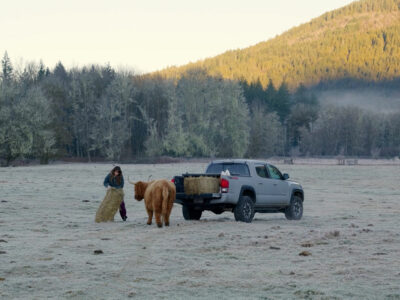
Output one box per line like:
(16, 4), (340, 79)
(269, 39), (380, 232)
(264, 79), (276, 110)
(1, 51), (13, 83)
(274, 82), (292, 122)
(41, 65), (73, 157)
(37, 60), (46, 81)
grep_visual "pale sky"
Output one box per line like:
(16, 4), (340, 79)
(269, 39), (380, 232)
(0, 0), (355, 73)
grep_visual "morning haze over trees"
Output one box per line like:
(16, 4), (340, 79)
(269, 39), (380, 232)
(1, 0), (400, 166)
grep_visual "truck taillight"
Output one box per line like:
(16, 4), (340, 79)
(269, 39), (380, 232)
(171, 178), (175, 183)
(220, 178), (229, 193)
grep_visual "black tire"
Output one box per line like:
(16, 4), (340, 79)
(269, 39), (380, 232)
(182, 205), (202, 220)
(234, 196), (255, 223)
(285, 195), (303, 220)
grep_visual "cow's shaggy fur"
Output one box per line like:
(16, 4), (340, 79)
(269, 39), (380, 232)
(132, 180), (176, 227)
(95, 188), (124, 223)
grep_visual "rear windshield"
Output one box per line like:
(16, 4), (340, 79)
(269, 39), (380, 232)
(206, 163), (250, 176)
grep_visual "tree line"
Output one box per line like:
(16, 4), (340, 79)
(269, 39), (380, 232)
(1, 53), (400, 166)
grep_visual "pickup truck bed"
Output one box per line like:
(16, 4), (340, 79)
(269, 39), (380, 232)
(173, 173), (228, 210)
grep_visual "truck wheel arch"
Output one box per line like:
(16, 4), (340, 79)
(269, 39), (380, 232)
(292, 189), (304, 202)
(240, 186), (256, 203)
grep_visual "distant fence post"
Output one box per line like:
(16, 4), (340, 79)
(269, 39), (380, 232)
(337, 158), (358, 165)
(284, 158), (294, 164)
(345, 159), (358, 165)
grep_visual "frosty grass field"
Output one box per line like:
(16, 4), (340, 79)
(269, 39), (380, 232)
(1, 162), (400, 299)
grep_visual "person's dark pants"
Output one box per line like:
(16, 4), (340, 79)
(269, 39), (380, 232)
(119, 201), (127, 220)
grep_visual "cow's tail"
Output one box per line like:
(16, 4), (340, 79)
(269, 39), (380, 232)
(161, 185), (169, 223)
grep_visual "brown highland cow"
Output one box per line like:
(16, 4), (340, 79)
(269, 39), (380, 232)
(130, 179), (176, 227)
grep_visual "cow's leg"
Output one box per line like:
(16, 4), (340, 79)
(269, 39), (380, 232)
(163, 211), (169, 227)
(165, 190), (175, 227)
(162, 201), (169, 227)
(163, 213), (169, 226)
(163, 200), (173, 227)
(154, 209), (162, 228)
(152, 193), (163, 228)
(144, 198), (153, 225)
(146, 208), (153, 225)
(165, 200), (174, 226)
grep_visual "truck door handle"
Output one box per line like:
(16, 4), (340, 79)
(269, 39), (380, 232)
(258, 183), (263, 185)
(273, 183), (278, 186)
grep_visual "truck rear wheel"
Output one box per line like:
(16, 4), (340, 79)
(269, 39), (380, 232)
(285, 195), (303, 220)
(182, 205), (202, 220)
(234, 196), (255, 223)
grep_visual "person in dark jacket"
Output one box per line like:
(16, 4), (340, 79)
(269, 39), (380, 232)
(103, 166), (127, 221)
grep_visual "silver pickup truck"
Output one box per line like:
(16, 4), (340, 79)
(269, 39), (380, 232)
(173, 159), (304, 223)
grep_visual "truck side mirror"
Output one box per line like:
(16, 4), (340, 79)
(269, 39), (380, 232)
(283, 173), (289, 180)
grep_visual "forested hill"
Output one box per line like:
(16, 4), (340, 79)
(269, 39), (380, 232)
(157, 0), (400, 90)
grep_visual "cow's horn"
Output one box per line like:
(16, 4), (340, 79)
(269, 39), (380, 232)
(147, 175), (152, 181)
(128, 176), (135, 185)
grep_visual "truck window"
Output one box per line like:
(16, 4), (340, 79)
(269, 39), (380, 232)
(255, 165), (268, 178)
(206, 163), (223, 174)
(266, 164), (283, 180)
(206, 163), (250, 176)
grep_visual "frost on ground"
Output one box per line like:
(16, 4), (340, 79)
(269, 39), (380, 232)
(0, 163), (400, 299)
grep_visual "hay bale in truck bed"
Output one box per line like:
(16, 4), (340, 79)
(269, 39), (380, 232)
(184, 176), (220, 195)
(198, 176), (220, 194)
(184, 177), (199, 195)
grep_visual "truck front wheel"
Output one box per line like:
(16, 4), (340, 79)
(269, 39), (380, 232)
(182, 205), (202, 220)
(234, 196), (255, 223)
(285, 195), (303, 220)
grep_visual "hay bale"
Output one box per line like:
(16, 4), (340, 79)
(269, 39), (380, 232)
(184, 177), (199, 195)
(184, 176), (220, 195)
(197, 176), (220, 194)
(95, 188), (124, 223)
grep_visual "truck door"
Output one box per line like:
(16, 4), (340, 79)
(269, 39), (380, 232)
(254, 164), (276, 206)
(266, 164), (290, 204)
